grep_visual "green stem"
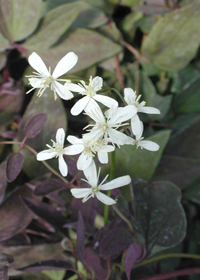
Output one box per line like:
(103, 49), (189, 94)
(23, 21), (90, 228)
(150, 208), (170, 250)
(104, 151), (115, 225)
(112, 204), (134, 234)
(109, 87), (126, 105)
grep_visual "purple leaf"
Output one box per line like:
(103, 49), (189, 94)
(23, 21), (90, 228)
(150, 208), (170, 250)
(1, 130), (18, 139)
(17, 259), (72, 272)
(124, 243), (143, 280)
(0, 253), (14, 280)
(0, 161), (7, 204)
(77, 211), (85, 263)
(23, 113), (47, 138)
(33, 178), (66, 196)
(6, 153), (24, 182)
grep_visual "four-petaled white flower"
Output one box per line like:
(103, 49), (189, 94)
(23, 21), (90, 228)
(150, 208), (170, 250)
(37, 128), (69, 176)
(70, 161), (131, 205)
(124, 88), (160, 135)
(126, 121), (159, 151)
(26, 52), (79, 100)
(65, 135), (115, 170)
(84, 105), (137, 146)
(70, 76), (118, 116)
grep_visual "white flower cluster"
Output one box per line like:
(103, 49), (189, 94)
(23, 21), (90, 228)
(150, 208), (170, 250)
(28, 52), (160, 205)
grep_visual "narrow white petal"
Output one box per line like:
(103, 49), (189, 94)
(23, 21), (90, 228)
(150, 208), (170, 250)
(138, 106), (160, 114)
(71, 96), (90, 116)
(67, 135), (83, 145)
(125, 135), (134, 145)
(100, 145), (115, 152)
(71, 188), (91, 198)
(52, 81), (74, 100)
(65, 83), (85, 93)
(100, 175), (131, 191)
(52, 52), (78, 78)
(28, 52), (49, 76)
(58, 155), (68, 177)
(63, 144), (84, 155)
(83, 128), (104, 142)
(135, 121), (144, 140)
(85, 102), (105, 124)
(56, 128), (65, 147)
(37, 150), (57, 161)
(131, 114), (142, 136)
(83, 160), (98, 187)
(108, 128), (130, 145)
(94, 95), (118, 108)
(28, 78), (43, 88)
(140, 140), (160, 151)
(77, 152), (93, 171)
(96, 191), (116, 205)
(124, 88), (136, 104)
(92, 76), (103, 88)
(109, 105), (137, 125)
(98, 151), (108, 164)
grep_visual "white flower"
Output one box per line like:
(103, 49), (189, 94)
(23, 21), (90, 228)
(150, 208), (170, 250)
(124, 88), (160, 135)
(70, 161), (131, 205)
(126, 121), (159, 151)
(37, 128), (69, 176)
(26, 52), (78, 100)
(84, 105), (137, 146)
(65, 135), (115, 170)
(70, 76), (118, 116)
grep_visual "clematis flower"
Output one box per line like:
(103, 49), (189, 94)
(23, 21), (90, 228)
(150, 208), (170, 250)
(124, 88), (160, 135)
(26, 52), (78, 100)
(65, 135), (115, 170)
(37, 128), (69, 176)
(70, 76), (118, 116)
(83, 105), (137, 146)
(70, 161), (131, 205)
(126, 121), (159, 151)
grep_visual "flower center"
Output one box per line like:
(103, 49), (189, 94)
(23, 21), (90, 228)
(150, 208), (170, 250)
(47, 140), (64, 157)
(134, 95), (146, 108)
(91, 186), (99, 197)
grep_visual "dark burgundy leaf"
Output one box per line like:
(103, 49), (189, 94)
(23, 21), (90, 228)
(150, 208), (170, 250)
(1, 130), (18, 139)
(23, 113), (47, 138)
(77, 211), (85, 263)
(6, 152), (24, 182)
(124, 243), (143, 280)
(0, 253), (14, 280)
(0, 162), (7, 204)
(34, 178), (66, 196)
(17, 259), (72, 272)
(22, 197), (69, 236)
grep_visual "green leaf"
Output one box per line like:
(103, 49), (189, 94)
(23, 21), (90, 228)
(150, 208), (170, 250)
(103, 130), (171, 181)
(16, 88), (67, 178)
(42, 270), (66, 280)
(184, 176), (200, 204)
(0, 0), (42, 42)
(132, 180), (187, 255)
(28, 28), (122, 73)
(141, 1), (200, 71)
(0, 51), (6, 70)
(0, 30), (9, 50)
(24, 2), (82, 50)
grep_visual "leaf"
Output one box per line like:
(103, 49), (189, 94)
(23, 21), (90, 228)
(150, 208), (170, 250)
(24, 2), (82, 50)
(43, 270), (66, 280)
(141, 1), (200, 71)
(0, 31), (9, 50)
(0, 52), (6, 70)
(77, 211), (85, 263)
(27, 28), (122, 74)
(23, 113), (47, 139)
(152, 156), (200, 190)
(6, 152), (24, 182)
(0, 0), (42, 42)
(132, 180), (187, 255)
(0, 185), (33, 241)
(0, 254), (13, 280)
(184, 176), (200, 204)
(134, 4), (168, 14)
(17, 259), (72, 272)
(16, 88), (67, 178)
(102, 130), (170, 181)
(124, 243), (143, 280)
(34, 178), (66, 196)
(0, 161), (7, 204)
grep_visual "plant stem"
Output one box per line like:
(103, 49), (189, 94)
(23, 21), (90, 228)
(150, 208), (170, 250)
(112, 204), (134, 234)
(104, 151), (115, 225)
(109, 87), (126, 105)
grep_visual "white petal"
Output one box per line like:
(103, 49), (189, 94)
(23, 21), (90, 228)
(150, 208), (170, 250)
(52, 52), (78, 78)
(138, 106), (160, 114)
(108, 128), (130, 145)
(124, 88), (136, 105)
(135, 121), (144, 140)
(71, 96), (90, 116)
(28, 78), (43, 88)
(83, 160), (98, 187)
(91, 76), (103, 89)
(100, 145), (115, 152)
(131, 114), (142, 136)
(52, 81), (74, 100)
(94, 95), (118, 108)
(67, 135), (83, 145)
(65, 83), (85, 93)
(71, 188), (91, 198)
(83, 128), (104, 142)
(77, 152), (93, 171)
(64, 144), (84, 155)
(109, 105), (137, 125)
(58, 155), (68, 176)
(140, 140), (160, 151)
(56, 128), (65, 147)
(97, 151), (108, 164)
(85, 102), (105, 124)
(124, 135), (134, 145)
(100, 175), (131, 191)
(37, 150), (57, 161)
(96, 191), (116, 205)
(28, 52), (49, 76)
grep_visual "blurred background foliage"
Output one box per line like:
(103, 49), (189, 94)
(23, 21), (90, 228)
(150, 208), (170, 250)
(1, 0), (200, 279)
